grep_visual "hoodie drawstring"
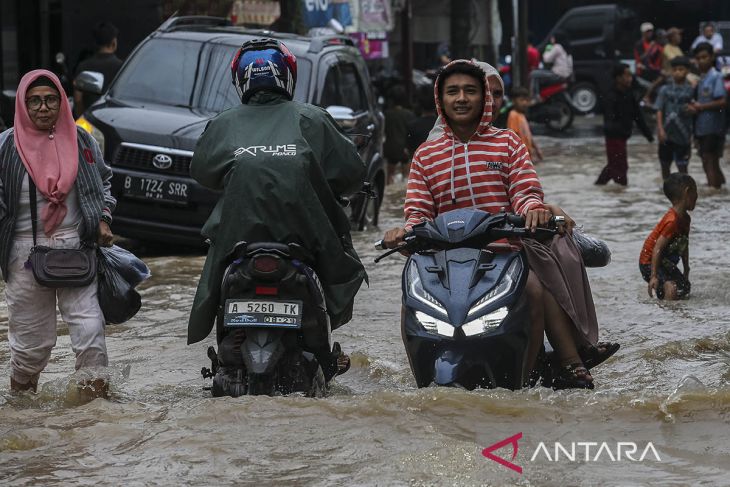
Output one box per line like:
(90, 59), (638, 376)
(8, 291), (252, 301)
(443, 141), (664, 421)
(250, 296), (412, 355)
(450, 137), (456, 204)
(450, 138), (477, 206)
(464, 141), (476, 206)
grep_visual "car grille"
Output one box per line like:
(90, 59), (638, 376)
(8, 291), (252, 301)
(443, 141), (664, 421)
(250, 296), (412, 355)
(113, 144), (193, 176)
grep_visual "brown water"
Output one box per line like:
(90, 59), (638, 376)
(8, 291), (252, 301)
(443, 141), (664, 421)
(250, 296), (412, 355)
(1, 137), (729, 486)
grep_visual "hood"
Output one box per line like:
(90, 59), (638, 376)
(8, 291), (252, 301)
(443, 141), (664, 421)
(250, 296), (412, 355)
(433, 59), (493, 140)
(89, 102), (211, 151)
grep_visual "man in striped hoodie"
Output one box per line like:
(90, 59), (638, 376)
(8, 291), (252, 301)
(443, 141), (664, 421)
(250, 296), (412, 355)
(383, 60), (596, 388)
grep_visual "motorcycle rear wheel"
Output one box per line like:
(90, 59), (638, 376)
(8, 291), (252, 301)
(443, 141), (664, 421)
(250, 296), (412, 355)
(545, 99), (574, 131)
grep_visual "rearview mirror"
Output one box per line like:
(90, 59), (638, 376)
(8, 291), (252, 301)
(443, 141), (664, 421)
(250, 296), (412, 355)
(75, 71), (104, 95)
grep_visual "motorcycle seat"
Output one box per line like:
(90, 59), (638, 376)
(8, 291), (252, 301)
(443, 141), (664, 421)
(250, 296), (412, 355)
(245, 242), (315, 264)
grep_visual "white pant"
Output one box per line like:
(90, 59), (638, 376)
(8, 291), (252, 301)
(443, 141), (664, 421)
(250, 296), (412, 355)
(5, 230), (107, 385)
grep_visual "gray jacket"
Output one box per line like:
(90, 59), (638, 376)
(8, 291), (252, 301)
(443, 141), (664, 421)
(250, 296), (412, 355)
(0, 127), (116, 281)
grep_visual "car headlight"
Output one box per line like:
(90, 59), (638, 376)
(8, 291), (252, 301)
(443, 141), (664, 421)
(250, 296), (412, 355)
(414, 310), (454, 337)
(408, 261), (446, 314)
(462, 306), (508, 336)
(76, 116), (105, 156)
(467, 258), (522, 319)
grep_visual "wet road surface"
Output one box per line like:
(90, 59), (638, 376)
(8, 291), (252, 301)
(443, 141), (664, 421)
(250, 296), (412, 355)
(1, 134), (729, 486)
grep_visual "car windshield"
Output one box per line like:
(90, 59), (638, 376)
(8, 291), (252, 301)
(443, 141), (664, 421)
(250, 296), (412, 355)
(110, 38), (201, 107)
(111, 37), (311, 111)
(198, 44), (311, 112)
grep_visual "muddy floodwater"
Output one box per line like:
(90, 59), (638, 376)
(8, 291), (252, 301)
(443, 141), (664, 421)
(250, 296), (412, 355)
(1, 134), (729, 486)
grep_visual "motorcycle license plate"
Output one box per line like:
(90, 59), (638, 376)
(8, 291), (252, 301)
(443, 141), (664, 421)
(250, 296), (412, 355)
(223, 299), (303, 329)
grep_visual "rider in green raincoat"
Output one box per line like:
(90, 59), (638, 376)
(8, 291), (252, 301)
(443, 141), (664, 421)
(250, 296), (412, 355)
(187, 39), (367, 348)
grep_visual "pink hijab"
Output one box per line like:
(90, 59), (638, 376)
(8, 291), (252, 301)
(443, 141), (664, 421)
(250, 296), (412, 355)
(13, 69), (78, 236)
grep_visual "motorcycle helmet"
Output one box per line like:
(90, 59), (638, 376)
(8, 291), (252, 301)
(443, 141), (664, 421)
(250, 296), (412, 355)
(231, 38), (297, 103)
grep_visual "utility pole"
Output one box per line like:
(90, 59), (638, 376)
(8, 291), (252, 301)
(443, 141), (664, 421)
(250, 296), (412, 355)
(400, 0), (413, 105)
(451, 0), (471, 60)
(483, 0), (495, 66)
(511, 0), (528, 88)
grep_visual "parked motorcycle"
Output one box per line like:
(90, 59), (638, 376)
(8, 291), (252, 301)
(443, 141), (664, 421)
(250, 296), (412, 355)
(529, 81), (575, 131)
(498, 58), (575, 131)
(375, 209), (563, 390)
(201, 241), (343, 397)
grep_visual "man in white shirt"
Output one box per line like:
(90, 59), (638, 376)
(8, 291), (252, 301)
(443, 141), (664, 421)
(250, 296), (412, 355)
(691, 22), (724, 53)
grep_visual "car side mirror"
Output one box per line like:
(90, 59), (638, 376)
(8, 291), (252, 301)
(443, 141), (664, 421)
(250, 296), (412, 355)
(326, 105), (357, 129)
(75, 71), (105, 95)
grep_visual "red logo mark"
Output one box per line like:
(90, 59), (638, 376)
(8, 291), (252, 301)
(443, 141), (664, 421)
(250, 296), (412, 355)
(255, 57), (265, 64)
(482, 432), (523, 474)
(83, 148), (95, 164)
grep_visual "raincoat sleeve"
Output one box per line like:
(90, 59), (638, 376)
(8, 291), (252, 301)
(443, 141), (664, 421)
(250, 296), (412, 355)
(190, 120), (233, 191)
(311, 110), (365, 197)
(404, 153), (435, 229)
(506, 135), (545, 215)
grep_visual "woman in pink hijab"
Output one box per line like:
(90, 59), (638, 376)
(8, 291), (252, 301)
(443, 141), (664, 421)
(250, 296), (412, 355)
(0, 69), (115, 396)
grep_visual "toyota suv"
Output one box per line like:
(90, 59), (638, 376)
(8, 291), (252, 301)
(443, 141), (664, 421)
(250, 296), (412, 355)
(75, 16), (385, 246)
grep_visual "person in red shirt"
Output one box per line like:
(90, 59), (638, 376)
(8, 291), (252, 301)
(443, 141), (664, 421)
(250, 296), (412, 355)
(639, 173), (697, 299)
(635, 22), (664, 82)
(527, 41), (540, 73)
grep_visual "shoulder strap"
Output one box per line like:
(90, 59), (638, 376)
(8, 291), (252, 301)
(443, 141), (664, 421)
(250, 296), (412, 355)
(28, 175), (38, 247)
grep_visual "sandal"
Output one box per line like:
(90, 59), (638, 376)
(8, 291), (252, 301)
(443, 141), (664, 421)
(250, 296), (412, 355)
(552, 363), (594, 390)
(579, 342), (620, 370)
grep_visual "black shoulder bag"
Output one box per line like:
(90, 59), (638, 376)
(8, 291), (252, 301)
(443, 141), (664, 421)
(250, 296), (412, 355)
(27, 178), (97, 287)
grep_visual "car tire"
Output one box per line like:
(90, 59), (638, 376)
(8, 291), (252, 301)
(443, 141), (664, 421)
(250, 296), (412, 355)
(569, 82), (598, 114)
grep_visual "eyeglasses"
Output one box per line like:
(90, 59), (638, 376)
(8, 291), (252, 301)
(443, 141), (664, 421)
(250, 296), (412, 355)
(25, 95), (60, 111)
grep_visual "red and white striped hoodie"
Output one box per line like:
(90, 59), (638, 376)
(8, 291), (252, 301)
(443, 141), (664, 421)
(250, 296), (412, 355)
(405, 60), (545, 230)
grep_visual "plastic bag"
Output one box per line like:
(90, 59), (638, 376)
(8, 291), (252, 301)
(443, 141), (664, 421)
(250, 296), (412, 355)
(573, 229), (611, 268)
(99, 245), (151, 287)
(97, 246), (150, 324)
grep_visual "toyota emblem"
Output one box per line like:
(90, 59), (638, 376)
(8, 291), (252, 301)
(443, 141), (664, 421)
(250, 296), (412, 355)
(152, 153), (173, 169)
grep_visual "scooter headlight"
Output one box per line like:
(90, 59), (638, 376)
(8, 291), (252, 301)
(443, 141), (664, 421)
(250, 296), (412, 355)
(414, 310), (454, 337)
(408, 262), (446, 314)
(461, 306), (508, 336)
(467, 258), (522, 319)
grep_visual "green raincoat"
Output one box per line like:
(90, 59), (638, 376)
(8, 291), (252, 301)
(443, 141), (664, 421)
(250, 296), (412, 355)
(187, 92), (367, 345)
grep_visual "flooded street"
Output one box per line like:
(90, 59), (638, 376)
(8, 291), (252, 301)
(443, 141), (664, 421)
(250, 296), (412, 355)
(1, 133), (729, 486)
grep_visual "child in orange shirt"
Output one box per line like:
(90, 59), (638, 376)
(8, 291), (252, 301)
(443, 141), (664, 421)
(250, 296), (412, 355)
(507, 87), (543, 162)
(639, 173), (697, 299)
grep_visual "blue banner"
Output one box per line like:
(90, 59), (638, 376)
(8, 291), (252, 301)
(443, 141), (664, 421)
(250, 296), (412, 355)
(301, 0), (352, 29)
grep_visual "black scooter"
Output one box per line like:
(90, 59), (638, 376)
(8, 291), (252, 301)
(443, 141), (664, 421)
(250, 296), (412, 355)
(375, 209), (562, 390)
(201, 242), (342, 397)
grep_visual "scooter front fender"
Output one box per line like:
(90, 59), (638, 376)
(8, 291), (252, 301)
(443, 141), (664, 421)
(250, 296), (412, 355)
(241, 328), (286, 375)
(433, 350), (464, 386)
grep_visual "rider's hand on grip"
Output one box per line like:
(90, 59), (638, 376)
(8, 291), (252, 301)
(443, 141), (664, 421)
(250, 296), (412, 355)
(382, 227), (407, 249)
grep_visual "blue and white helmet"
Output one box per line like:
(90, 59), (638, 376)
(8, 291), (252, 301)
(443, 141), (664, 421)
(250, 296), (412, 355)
(231, 38), (297, 103)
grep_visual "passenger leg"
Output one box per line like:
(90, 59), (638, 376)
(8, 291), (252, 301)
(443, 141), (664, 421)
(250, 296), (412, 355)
(542, 288), (593, 387)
